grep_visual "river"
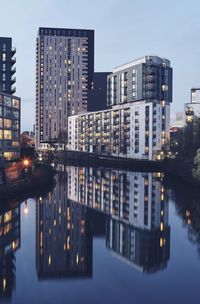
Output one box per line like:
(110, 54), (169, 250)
(0, 165), (200, 304)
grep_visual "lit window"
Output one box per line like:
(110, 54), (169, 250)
(12, 98), (20, 108)
(4, 130), (12, 139)
(4, 119), (11, 128)
(2, 53), (6, 61)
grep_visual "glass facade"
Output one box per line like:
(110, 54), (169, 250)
(0, 93), (20, 161)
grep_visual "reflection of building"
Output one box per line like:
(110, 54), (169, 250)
(67, 166), (170, 273)
(106, 219), (170, 274)
(68, 56), (172, 160)
(185, 88), (200, 123)
(0, 205), (21, 300)
(36, 176), (92, 279)
(35, 27), (94, 149)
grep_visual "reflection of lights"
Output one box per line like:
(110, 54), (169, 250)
(12, 241), (16, 250)
(3, 278), (6, 291)
(76, 253), (79, 264)
(186, 209), (190, 217)
(38, 154), (42, 161)
(24, 201), (29, 215)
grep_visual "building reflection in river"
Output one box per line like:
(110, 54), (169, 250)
(36, 178), (92, 279)
(36, 165), (170, 278)
(0, 203), (21, 300)
(67, 167), (170, 274)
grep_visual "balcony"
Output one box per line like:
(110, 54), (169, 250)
(11, 67), (16, 75)
(11, 47), (16, 56)
(11, 57), (16, 65)
(11, 76), (16, 84)
(11, 86), (16, 94)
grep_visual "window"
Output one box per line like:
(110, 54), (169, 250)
(4, 130), (12, 139)
(13, 110), (19, 119)
(0, 130), (2, 139)
(12, 98), (20, 108)
(2, 53), (6, 61)
(4, 107), (11, 117)
(12, 141), (19, 147)
(4, 96), (12, 107)
(0, 118), (3, 127)
(4, 119), (11, 128)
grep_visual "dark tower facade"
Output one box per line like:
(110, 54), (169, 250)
(0, 37), (16, 95)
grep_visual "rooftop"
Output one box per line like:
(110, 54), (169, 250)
(113, 55), (171, 73)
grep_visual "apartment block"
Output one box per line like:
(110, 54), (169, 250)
(0, 37), (16, 95)
(107, 55), (172, 106)
(68, 56), (172, 160)
(185, 87), (200, 123)
(68, 100), (170, 160)
(0, 92), (20, 160)
(35, 27), (94, 149)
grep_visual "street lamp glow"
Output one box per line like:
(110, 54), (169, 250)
(23, 159), (30, 167)
(24, 201), (29, 215)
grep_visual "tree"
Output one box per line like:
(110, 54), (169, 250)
(193, 149), (200, 181)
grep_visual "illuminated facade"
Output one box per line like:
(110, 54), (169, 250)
(35, 27), (94, 149)
(0, 205), (21, 299)
(68, 56), (172, 160)
(185, 88), (200, 123)
(36, 175), (92, 279)
(0, 37), (16, 95)
(66, 166), (170, 273)
(0, 92), (20, 160)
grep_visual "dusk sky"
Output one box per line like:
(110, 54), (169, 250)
(1, 0), (200, 130)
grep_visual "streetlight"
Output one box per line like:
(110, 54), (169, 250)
(24, 200), (29, 215)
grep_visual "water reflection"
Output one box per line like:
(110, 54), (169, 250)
(168, 177), (200, 255)
(36, 186), (93, 279)
(67, 167), (170, 274)
(0, 203), (21, 300)
(36, 166), (170, 279)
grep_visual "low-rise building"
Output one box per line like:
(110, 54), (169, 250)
(185, 88), (200, 123)
(68, 100), (170, 160)
(0, 92), (20, 161)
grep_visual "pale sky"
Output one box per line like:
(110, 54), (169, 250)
(1, 0), (200, 130)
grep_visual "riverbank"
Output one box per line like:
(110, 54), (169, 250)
(0, 163), (55, 202)
(53, 150), (165, 172)
(55, 150), (200, 186)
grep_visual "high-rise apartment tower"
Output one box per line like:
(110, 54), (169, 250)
(35, 27), (94, 148)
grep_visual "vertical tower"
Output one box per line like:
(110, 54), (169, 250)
(35, 27), (94, 149)
(0, 37), (16, 95)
